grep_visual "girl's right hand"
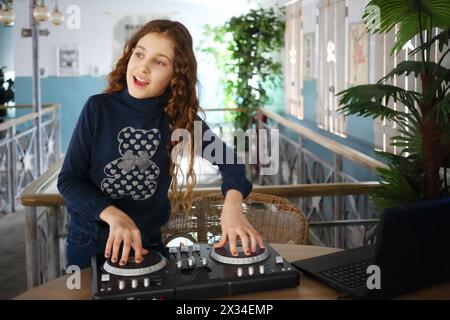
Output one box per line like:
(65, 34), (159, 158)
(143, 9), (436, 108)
(99, 206), (149, 265)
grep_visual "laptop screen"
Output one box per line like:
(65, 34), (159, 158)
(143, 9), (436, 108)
(369, 197), (450, 298)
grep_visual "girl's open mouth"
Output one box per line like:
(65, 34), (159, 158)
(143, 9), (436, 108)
(133, 76), (149, 88)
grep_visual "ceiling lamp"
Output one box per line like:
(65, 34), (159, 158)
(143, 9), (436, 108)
(49, 2), (64, 26)
(33, 1), (50, 23)
(0, 2), (14, 26)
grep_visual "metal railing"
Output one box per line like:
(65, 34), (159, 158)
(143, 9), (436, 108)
(201, 108), (385, 249)
(0, 104), (61, 213)
(252, 108), (386, 248)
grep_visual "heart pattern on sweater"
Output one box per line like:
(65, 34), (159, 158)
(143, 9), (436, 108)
(101, 127), (160, 200)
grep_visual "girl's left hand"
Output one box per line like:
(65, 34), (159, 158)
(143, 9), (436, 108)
(213, 190), (265, 256)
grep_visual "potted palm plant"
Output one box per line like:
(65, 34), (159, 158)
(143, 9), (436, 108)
(337, 0), (450, 210)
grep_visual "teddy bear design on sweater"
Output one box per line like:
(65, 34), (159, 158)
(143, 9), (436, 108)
(101, 127), (161, 200)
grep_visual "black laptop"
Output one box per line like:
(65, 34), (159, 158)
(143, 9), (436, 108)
(292, 197), (450, 299)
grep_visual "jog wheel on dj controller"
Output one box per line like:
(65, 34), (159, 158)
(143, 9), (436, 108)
(103, 251), (168, 277)
(210, 242), (270, 265)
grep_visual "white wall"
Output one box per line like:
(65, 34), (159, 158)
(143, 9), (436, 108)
(13, 0), (262, 77)
(347, 0), (368, 24)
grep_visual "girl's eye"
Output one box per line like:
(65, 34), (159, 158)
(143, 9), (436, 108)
(135, 52), (144, 58)
(156, 60), (166, 66)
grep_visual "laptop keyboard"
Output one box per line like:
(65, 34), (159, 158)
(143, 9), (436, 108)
(322, 260), (372, 288)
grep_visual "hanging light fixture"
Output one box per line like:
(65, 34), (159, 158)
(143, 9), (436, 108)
(49, 0), (64, 26)
(0, 1), (14, 26)
(0, 0), (66, 27)
(33, 0), (50, 23)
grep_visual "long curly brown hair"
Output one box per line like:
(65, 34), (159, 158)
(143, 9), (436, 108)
(104, 20), (201, 215)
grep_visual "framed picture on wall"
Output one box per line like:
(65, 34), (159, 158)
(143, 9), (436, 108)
(56, 44), (80, 77)
(303, 33), (314, 80)
(349, 22), (369, 86)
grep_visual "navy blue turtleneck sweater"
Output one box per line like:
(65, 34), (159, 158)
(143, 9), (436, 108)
(57, 88), (252, 240)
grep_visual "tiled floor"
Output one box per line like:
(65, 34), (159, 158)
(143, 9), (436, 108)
(0, 210), (27, 300)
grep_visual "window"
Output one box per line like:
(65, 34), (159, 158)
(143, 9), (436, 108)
(317, 0), (347, 137)
(284, 1), (304, 120)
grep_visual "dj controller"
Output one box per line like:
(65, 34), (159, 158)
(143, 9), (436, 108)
(91, 242), (300, 300)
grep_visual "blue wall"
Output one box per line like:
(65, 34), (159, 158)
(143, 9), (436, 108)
(14, 76), (107, 152)
(264, 79), (285, 113)
(303, 80), (317, 124)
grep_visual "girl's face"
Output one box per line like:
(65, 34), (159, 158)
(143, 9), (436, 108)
(126, 32), (175, 99)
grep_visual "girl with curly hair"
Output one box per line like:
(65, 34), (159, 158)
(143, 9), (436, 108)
(57, 20), (263, 269)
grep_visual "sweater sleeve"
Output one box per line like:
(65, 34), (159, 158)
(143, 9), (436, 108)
(196, 118), (253, 199)
(57, 97), (113, 221)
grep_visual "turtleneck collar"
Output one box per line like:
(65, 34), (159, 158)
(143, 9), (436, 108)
(119, 86), (169, 114)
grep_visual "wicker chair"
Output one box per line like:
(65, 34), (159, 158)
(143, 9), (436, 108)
(162, 192), (309, 245)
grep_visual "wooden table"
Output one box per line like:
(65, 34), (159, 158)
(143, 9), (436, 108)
(14, 244), (450, 300)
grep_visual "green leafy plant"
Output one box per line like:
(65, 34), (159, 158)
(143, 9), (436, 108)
(0, 66), (14, 118)
(199, 6), (285, 130)
(337, 0), (450, 210)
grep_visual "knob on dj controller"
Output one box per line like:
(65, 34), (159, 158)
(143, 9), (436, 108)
(248, 266), (254, 276)
(259, 265), (265, 274)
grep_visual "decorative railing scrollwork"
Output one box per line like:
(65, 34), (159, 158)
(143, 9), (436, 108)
(0, 104), (61, 214)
